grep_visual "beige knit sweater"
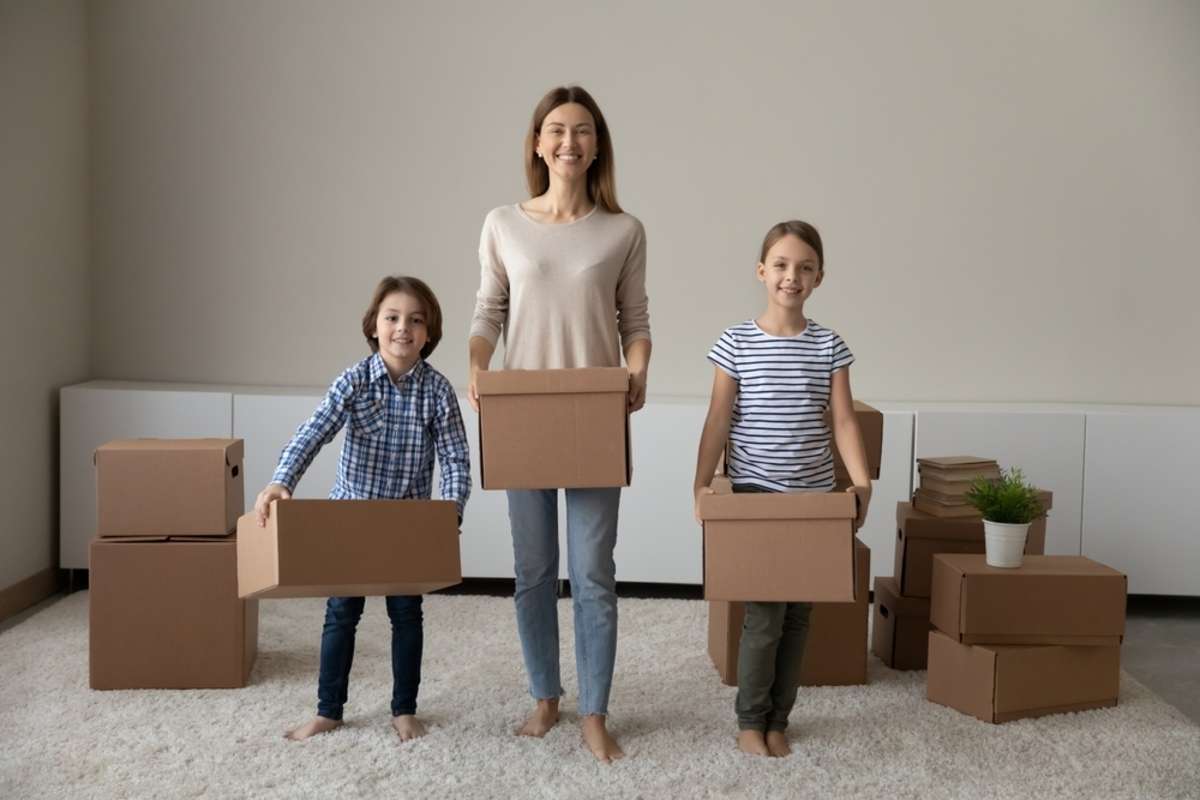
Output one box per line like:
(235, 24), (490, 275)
(470, 204), (651, 370)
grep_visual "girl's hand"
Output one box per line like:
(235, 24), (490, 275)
(694, 485), (715, 525)
(628, 370), (648, 413)
(846, 484), (872, 531)
(255, 483), (292, 527)
(468, 366), (483, 412)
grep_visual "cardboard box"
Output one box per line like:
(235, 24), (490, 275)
(871, 576), (933, 670)
(927, 630), (1119, 723)
(89, 535), (257, 689)
(893, 496), (1052, 598)
(237, 499), (462, 598)
(708, 539), (870, 686)
(930, 554), (1127, 646)
(699, 485), (857, 602)
(476, 368), (629, 490)
(828, 400), (884, 481)
(96, 438), (243, 537)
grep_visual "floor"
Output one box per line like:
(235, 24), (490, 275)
(4, 580), (1198, 725)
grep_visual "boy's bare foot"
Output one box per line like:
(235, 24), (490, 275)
(517, 698), (560, 737)
(581, 714), (625, 763)
(284, 716), (342, 741)
(737, 729), (771, 757)
(766, 730), (792, 757)
(392, 714), (427, 741)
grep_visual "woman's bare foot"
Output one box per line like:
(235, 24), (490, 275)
(766, 730), (791, 757)
(581, 714), (625, 762)
(517, 698), (560, 737)
(392, 714), (427, 741)
(284, 716), (342, 741)
(737, 729), (771, 757)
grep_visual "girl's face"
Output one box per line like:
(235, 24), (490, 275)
(535, 102), (598, 184)
(374, 291), (428, 370)
(756, 234), (823, 310)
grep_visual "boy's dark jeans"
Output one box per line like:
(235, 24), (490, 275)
(731, 483), (813, 732)
(316, 595), (422, 721)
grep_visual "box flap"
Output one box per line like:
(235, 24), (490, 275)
(699, 486), (856, 521)
(477, 367), (629, 396)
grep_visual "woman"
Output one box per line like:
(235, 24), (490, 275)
(468, 85), (651, 763)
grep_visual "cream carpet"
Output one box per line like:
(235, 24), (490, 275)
(1, 593), (1198, 799)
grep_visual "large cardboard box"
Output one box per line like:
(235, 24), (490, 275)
(237, 499), (462, 598)
(96, 438), (243, 538)
(893, 494), (1052, 598)
(708, 539), (870, 686)
(930, 554), (1126, 646)
(871, 576), (933, 670)
(827, 400), (884, 481)
(927, 630), (1119, 723)
(699, 485), (857, 602)
(90, 535), (257, 689)
(476, 368), (629, 489)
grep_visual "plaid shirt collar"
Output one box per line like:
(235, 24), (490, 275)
(368, 352), (426, 387)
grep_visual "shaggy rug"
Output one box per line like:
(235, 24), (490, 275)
(1, 593), (1198, 799)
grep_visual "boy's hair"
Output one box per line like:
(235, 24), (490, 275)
(524, 85), (622, 214)
(759, 220), (824, 269)
(361, 275), (443, 359)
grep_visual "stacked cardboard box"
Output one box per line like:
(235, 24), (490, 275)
(926, 553), (1126, 722)
(872, 456), (1053, 670)
(90, 439), (258, 689)
(911, 456), (1000, 518)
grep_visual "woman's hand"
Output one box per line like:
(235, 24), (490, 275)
(468, 366), (483, 412)
(255, 483), (292, 527)
(628, 370), (647, 413)
(846, 483), (872, 531)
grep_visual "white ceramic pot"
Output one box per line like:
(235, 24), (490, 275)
(983, 519), (1031, 568)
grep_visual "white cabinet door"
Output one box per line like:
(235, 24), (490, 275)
(855, 410), (914, 586)
(914, 411), (1085, 555)
(233, 393), (344, 509)
(1082, 412), (1200, 595)
(59, 384), (232, 569)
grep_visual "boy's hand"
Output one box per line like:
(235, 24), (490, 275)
(255, 484), (292, 527)
(694, 485), (714, 525)
(846, 484), (872, 531)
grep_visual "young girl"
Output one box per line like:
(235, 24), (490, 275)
(254, 275), (471, 742)
(692, 221), (872, 757)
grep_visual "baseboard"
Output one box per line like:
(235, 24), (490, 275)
(0, 567), (64, 624)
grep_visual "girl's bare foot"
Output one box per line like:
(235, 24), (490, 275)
(392, 714), (427, 741)
(766, 730), (791, 757)
(581, 714), (625, 762)
(737, 729), (771, 757)
(517, 698), (560, 737)
(284, 716), (342, 741)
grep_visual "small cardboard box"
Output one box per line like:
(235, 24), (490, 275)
(699, 485), (857, 602)
(827, 400), (884, 481)
(871, 576), (933, 670)
(930, 554), (1127, 646)
(893, 495), (1052, 598)
(89, 535), (258, 689)
(237, 499), (462, 598)
(708, 538), (870, 686)
(96, 438), (243, 537)
(927, 629), (1119, 723)
(476, 368), (629, 490)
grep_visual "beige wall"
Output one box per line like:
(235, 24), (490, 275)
(88, 1), (1200, 404)
(0, 0), (90, 589)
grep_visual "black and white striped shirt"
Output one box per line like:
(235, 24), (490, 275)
(707, 319), (854, 492)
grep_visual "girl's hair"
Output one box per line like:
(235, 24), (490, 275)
(361, 275), (443, 359)
(524, 85), (622, 213)
(759, 220), (824, 269)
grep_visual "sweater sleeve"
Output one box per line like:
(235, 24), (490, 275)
(615, 216), (651, 348)
(469, 212), (509, 346)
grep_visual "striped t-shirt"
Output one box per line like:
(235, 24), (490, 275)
(707, 319), (855, 492)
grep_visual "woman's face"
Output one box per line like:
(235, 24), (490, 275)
(535, 102), (598, 184)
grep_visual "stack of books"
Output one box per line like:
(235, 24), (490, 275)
(912, 456), (1000, 518)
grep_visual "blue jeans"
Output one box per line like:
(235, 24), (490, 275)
(507, 487), (620, 716)
(316, 595), (422, 720)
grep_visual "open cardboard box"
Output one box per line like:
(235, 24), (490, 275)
(476, 368), (630, 490)
(237, 499), (461, 599)
(96, 438), (243, 537)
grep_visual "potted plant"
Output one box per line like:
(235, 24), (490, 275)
(965, 467), (1045, 568)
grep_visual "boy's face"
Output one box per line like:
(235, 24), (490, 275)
(374, 291), (429, 369)
(756, 234), (823, 310)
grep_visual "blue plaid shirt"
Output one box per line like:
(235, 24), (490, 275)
(271, 353), (471, 517)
